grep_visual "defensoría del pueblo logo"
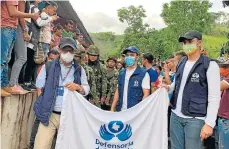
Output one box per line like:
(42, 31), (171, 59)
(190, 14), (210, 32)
(95, 121), (134, 149)
(100, 121), (132, 141)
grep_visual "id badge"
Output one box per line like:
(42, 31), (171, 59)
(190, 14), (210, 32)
(57, 86), (64, 96)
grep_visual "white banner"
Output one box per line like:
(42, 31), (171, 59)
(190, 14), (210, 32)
(56, 88), (169, 149)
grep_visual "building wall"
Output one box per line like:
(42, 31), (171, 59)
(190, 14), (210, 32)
(1, 93), (37, 149)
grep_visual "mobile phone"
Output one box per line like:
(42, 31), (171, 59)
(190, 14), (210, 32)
(38, 1), (46, 11)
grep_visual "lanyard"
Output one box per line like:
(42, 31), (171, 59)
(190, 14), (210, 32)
(60, 67), (72, 83)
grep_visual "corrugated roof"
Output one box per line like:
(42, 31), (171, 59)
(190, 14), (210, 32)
(54, 0), (93, 46)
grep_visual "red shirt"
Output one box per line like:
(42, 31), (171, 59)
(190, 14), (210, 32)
(0, 1), (18, 28)
(218, 77), (229, 119)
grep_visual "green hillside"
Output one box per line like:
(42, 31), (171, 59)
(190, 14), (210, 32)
(203, 35), (228, 58)
(90, 33), (124, 59)
(90, 32), (228, 59)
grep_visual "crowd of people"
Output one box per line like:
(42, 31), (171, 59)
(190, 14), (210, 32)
(1, 1), (229, 149)
(1, 0), (85, 96)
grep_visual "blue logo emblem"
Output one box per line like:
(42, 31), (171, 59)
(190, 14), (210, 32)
(99, 121), (132, 141)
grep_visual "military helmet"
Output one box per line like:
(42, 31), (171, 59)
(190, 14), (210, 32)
(74, 50), (81, 57)
(74, 50), (86, 59)
(87, 45), (100, 56)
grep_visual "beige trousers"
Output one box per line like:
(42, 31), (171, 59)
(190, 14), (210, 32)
(34, 113), (60, 149)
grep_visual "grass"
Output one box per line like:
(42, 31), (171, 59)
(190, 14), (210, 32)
(203, 35), (228, 58)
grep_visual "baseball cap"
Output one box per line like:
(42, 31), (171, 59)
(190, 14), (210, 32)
(123, 46), (139, 55)
(59, 37), (77, 50)
(178, 30), (202, 42)
(73, 28), (81, 35)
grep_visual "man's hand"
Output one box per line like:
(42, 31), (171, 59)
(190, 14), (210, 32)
(200, 124), (213, 141)
(100, 97), (105, 104)
(64, 83), (81, 91)
(90, 99), (95, 105)
(164, 64), (170, 74)
(23, 32), (30, 41)
(105, 97), (110, 105)
(161, 84), (169, 89)
(52, 15), (58, 21)
(31, 13), (39, 20)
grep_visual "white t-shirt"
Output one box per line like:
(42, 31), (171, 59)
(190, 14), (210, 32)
(121, 68), (150, 111)
(171, 61), (221, 128)
(39, 12), (52, 44)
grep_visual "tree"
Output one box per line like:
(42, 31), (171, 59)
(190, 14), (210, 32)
(161, 1), (213, 34)
(117, 5), (149, 33)
(117, 5), (181, 59)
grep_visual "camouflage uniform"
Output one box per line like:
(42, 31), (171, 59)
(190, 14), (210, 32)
(81, 63), (100, 108)
(74, 49), (100, 108)
(87, 45), (107, 108)
(106, 69), (118, 105)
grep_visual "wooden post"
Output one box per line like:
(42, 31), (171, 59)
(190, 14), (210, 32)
(1, 93), (37, 149)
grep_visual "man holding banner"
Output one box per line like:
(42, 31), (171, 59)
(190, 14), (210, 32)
(169, 31), (221, 149)
(33, 37), (90, 149)
(111, 46), (150, 112)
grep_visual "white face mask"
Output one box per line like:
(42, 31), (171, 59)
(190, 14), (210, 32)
(61, 52), (74, 63)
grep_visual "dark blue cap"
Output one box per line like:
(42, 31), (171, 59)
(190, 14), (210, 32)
(178, 30), (202, 42)
(123, 46), (139, 54)
(59, 37), (77, 50)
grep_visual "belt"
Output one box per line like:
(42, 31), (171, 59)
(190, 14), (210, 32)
(53, 111), (61, 115)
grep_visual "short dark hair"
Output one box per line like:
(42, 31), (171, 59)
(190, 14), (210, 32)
(56, 24), (63, 30)
(48, 50), (59, 56)
(54, 23), (63, 31)
(73, 28), (81, 35)
(156, 65), (162, 71)
(65, 20), (74, 26)
(143, 53), (154, 64)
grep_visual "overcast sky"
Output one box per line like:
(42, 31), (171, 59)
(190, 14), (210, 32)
(69, 0), (229, 34)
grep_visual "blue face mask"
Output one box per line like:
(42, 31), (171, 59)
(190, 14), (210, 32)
(125, 56), (135, 67)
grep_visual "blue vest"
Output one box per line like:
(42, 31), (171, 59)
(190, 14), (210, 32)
(171, 55), (211, 117)
(33, 59), (81, 126)
(116, 66), (147, 111)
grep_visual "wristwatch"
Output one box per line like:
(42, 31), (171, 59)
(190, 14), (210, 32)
(23, 28), (28, 32)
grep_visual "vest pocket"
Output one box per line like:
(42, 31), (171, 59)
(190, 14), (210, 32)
(189, 97), (207, 115)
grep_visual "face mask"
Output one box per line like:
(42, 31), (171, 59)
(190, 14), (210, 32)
(61, 52), (74, 63)
(220, 68), (229, 77)
(183, 44), (198, 55)
(125, 56), (135, 67)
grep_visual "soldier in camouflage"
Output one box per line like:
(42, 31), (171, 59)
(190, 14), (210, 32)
(102, 57), (118, 110)
(74, 45), (100, 108)
(87, 45), (107, 108)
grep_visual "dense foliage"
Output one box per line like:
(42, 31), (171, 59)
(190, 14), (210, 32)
(91, 1), (229, 60)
